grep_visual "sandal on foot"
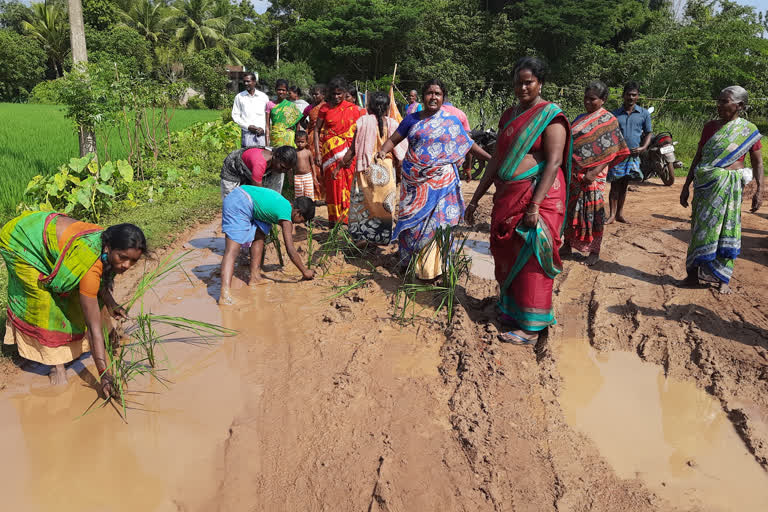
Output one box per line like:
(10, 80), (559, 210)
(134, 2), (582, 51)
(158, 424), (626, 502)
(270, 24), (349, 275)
(498, 331), (538, 345)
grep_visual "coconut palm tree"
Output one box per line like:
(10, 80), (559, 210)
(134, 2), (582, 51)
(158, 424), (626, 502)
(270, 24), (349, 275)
(119, 0), (170, 45)
(21, 2), (69, 77)
(165, 0), (223, 52)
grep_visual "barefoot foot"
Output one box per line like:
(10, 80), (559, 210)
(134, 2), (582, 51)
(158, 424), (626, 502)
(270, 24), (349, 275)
(605, 216), (615, 225)
(615, 216), (631, 224)
(248, 277), (269, 288)
(719, 282), (733, 294)
(218, 291), (235, 305)
(49, 364), (67, 386)
(584, 253), (600, 266)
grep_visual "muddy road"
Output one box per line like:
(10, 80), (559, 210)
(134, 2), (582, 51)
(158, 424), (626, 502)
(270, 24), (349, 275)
(0, 178), (766, 511)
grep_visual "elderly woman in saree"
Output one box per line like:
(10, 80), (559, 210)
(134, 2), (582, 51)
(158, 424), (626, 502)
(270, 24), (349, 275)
(377, 79), (490, 278)
(342, 91), (408, 245)
(314, 76), (364, 224)
(1, 212), (146, 393)
(680, 85), (763, 294)
(270, 79), (302, 147)
(465, 57), (571, 345)
(561, 81), (629, 266)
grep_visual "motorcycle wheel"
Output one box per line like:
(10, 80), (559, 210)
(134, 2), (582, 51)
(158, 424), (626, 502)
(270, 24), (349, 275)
(659, 161), (675, 186)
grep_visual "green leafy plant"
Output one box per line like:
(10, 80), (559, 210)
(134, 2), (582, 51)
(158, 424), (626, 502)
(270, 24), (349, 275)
(22, 153), (135, 222)
(314, 222), (363, 275)
(393, 225), (471, 325)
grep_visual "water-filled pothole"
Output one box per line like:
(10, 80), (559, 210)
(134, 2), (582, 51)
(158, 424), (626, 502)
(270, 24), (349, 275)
(557, 331), (768, 511)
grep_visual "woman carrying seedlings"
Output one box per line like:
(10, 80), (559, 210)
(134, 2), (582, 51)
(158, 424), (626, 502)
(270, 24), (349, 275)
(314, 76), (364, 225)
(269, 79), (303, 148)
(0, 212), (146, 394)
(342, 91), (408, 245)
(376, 78), (490, 278)
(561, 81), (629, 266)
(219, 185), (316, 304)
(680, 85), (763, 294)
(465, 57), (571, 345)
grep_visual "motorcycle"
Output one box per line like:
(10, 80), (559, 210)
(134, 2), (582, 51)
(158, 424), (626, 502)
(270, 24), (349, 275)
(639, 131), (683, 186)
(464, 108), (497, 181)
(638, 107), (683, 186)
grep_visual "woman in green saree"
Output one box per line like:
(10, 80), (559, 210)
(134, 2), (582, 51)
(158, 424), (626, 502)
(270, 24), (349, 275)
(680, 85), (763, 294)
(1, 212), (146, 393)
(269, 79), (303, 147)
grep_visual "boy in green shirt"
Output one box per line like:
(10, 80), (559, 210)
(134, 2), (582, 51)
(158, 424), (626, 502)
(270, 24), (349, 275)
(220, 185), (315, 304)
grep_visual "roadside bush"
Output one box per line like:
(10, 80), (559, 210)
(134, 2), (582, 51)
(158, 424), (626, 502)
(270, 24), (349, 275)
(87, 25), (153, 76)
(0, 29), (47, 102)
(186, 95), (205, 110)
(28, 79), (63, 104)
(184, 48), (229, 109)
(23, 153), (135, 222)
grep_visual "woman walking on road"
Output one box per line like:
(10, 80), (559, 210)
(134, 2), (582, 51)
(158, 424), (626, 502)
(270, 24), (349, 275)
(680, 85), (763, 294)
(561, 81), (629, 266)
(377, 79), (490, 278)
(465, 57), (571, 345)
(1, 212), (146, 394)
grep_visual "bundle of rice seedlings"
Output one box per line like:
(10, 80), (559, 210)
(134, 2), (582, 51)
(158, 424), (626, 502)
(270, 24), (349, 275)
(306, 221), (315, 268)
(393, 225), (471, 325)
(315, 223), (363, 275)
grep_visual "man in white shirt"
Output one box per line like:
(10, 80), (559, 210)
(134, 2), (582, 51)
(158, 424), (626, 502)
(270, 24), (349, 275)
(232, 72), (270, 147)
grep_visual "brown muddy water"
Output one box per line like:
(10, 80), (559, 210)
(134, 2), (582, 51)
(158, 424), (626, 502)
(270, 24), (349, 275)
(0, 224), (330, 511)
(556, 304), (768, 511)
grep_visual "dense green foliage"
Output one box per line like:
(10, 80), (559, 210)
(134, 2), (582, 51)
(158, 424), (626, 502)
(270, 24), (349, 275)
(1, 0), (767, 110)
(0, 29), (47, 101)
(0, 103), (220, 221)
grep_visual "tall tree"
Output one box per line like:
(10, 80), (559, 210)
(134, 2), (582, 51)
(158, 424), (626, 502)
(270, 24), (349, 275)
(21, 2), (69, 77)
(68, 0), (98, 156)
(118, 0), (169, 44)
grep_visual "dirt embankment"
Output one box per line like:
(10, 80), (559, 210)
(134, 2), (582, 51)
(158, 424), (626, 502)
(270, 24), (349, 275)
(1, 178), (766, 511)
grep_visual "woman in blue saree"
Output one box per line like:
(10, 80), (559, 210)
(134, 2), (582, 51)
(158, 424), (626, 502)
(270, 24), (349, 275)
(680, 85), (763, 294)
(377, 79), (490, 277)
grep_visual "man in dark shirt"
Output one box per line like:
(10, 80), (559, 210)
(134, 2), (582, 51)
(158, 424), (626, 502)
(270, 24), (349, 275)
(606, 81), (652, 224)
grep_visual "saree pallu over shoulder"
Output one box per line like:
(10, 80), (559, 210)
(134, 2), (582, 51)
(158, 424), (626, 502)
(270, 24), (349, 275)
(0, 211), (103, 347)
(270, 99), (302, 147)
(491, 101), (572, 332)
(687, 118), (761, 284)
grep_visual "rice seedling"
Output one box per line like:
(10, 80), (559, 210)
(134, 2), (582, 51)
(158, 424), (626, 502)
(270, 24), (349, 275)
(314, 222), (363, 275)
(266, 225), (285, 267)
(306, 221), (315, 268)
(81, 250), (237, 420)
(393, 225), (472, 325)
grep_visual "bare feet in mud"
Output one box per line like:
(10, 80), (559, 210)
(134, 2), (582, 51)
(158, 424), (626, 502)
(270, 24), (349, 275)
(49, 364), (67, 386)
(719, 282), (733, 294)
(218, 291), (235, 305)
(584, 252), (600, 266)
(604, 215), (615, 225)
(615, 216), (631, 224)
(249, 277), (269, 288)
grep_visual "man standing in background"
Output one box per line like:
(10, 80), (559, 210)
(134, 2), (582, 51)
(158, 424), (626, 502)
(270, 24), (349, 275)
(606, 81), (652, 224)
(232, 72), (270, 148)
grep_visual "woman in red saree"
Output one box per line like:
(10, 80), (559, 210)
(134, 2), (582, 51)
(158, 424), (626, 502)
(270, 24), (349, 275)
(466, 57), (571, 345)
(313, 76), (363, 224)
(562, 81), (629, 266)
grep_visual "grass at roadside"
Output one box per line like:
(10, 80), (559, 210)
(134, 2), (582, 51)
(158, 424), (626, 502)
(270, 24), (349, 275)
(0, 184), (221, 358)
(0, 103), (220, 218)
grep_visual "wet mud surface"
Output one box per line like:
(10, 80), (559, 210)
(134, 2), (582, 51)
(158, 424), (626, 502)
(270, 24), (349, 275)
(1, 178), (767, 511)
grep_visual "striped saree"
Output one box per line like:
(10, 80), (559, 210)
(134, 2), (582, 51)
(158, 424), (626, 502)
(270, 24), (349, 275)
(319, 101), (363, 223)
